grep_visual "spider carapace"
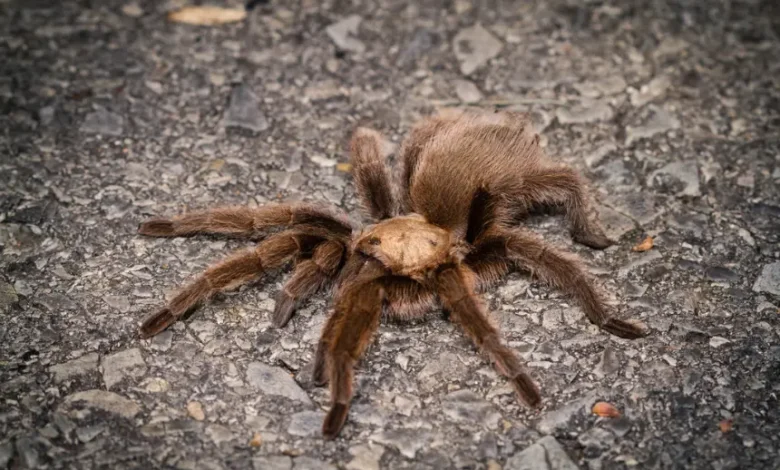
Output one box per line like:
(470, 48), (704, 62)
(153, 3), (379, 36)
(136, 109), (649, 439)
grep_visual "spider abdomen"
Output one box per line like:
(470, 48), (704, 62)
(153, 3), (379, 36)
(404, 110), (546, 235)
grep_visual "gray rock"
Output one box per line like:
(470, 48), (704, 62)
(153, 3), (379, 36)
(454, 79), (483, 104)
(39, 424), (58, 439)
(309, 154), (337, 167)
(441, 390), (501, 428)
(350, 404), (389, 427)
(625, 105), (680, 145)
(326, 15), (365, 54)
(121, 3), (143, 17)
(648, 161), (701, 197)
(629, 76), (671, 107)
(0, 280), (19, 314)
(604, 416), (633, 437)
(101, 348), (146, 389)
(287, 410), (325, 437)
(537, 390), (600, 434)
(453, 24), (503, 75)
(205, 424), (235, 445)
(505, 436), (578, 470)
(39, 105), (56, 126)
(60, 390), (141, 418)
(52, 413), (77, 438)
(253, 456), (292, 470)
(585, 143), (617, 168)
(50, 352), (99, 383)
(397, 28), (439, 67)
(498, 278), (530, 301)
(594, 204), (636, 240)
(293, 457), (336, 470)
(598, 76), (628, 96)
(618, 250), (663, 277)
(556, 100), (614, 124)
(284, 150), (303, 172)
(478, 432), (499, 460)
(393, 394), (421, 417)
(304, 80), (348, 102)
(0, 440), (12, 468)
(574, 76), (627, 98)
(596, 159), (637, 190)
(224, 84), (269, 133)
(709, 336), (731, 348)
(577, 426), (616, 452)
(81, 107), (124, 136)
(346, 444), (384, 470)
(14, 437), (39, 469)
(605, 192), (665, 226)
(753, 262), (780, 296)
(594, 348), (621, 377)
(417, 351), (469, 392)
(371, 429), (431, 459)
(705, 267), (741, 283)
(245, 362), (312, 404)
(150, 330), (173, 351)
(76, 425), (105, 443)
(529, 109), (553, 133)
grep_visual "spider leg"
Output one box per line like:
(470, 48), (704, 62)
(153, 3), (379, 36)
(311, 275), (435, 388)
(512, 167), (612, 249)
(273, 240), (345, 327)
(436, 264), (541, 407)
(311, 253), (372, 386)
(139, 231), (301, 338)
(350, 128), (398, 220)
(138, 203), (353, 240)
(485, 228), (649, 339)
(320, 276), (385, 439)
(464, 249), (511, 293)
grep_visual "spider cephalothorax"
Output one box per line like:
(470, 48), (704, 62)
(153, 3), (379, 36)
(136, 109), (649, 439)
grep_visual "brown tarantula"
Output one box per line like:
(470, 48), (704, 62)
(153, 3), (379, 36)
(136, 109), (649, 439)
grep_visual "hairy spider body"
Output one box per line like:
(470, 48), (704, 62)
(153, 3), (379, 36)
(136, 109), (649, 439)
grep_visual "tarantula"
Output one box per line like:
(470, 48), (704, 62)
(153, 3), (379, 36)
(136, 109), (649, 439)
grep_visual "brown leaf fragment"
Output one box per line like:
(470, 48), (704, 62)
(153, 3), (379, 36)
(186, 401), (205, 421)
(336, 163), (353, 173)
(719, 419), (733, 433)
(249, 432), (263, 447)
(168, 6), (247, 26)
(632, 236), (654, 252)
(592, 401), (621, 418)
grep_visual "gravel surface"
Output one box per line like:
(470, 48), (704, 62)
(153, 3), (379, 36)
(1, 1), (779, 469)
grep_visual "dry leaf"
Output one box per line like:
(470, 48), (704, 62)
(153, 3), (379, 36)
(632, 236), (654, 252)
(719, 419), (733, 433)
(168, 6), (247, 26)
(592, 401), (621, 418)
(209, 159), (225, 171)
(186, 401), (205, 421)
(249, 432), (263, 447)
(336, 163), (353, 172)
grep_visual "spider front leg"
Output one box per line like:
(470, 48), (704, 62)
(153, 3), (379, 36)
(272, 240), (345, 328)
(436, 264), (541, 407)
(311, 275), (436, 387)
(319, 278), (385, 439)
(138, 202), (353, 239)
(488, 228), (649, 339)
(514, 167), (613, 249)
(138, 231), (301, 338)
(350, 128), (398, 220)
